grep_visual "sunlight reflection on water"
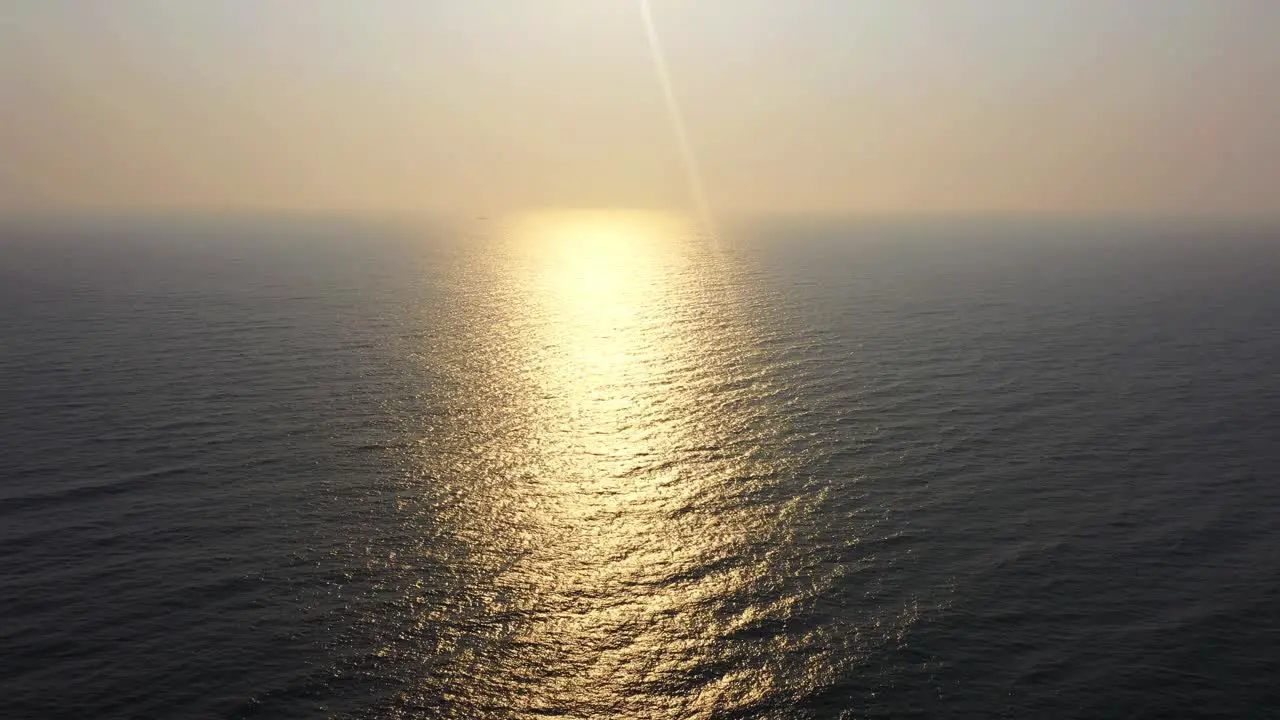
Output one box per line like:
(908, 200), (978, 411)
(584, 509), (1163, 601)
(378, 211), (902, 718)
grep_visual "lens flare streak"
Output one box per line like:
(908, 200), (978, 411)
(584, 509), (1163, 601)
(639, 0), (719, 243)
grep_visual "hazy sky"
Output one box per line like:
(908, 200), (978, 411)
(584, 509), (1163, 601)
(2, 0), (1278, 219)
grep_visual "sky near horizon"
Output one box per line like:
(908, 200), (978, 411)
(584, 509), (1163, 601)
(2, 0), (1278, 219)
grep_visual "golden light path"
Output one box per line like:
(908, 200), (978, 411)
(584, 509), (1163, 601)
(386, 210), (865, 718)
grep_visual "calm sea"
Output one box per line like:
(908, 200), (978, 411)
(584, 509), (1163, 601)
(2, 216), (1278, 719)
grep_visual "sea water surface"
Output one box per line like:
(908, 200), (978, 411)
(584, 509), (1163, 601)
(1, 215), (1278, 718)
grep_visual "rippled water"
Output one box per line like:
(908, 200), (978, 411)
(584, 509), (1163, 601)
(2, 215), (1279, 718)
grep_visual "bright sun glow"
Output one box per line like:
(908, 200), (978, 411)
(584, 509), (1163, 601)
(507, 209), (692, 424)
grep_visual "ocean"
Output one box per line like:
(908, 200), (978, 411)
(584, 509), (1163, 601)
(1, 216), (1278, 718)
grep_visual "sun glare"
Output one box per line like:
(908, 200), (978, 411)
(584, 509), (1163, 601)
(504, 210), (690, 418)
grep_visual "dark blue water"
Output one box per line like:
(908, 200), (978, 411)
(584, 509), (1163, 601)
(2, 216), (1278, 718)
